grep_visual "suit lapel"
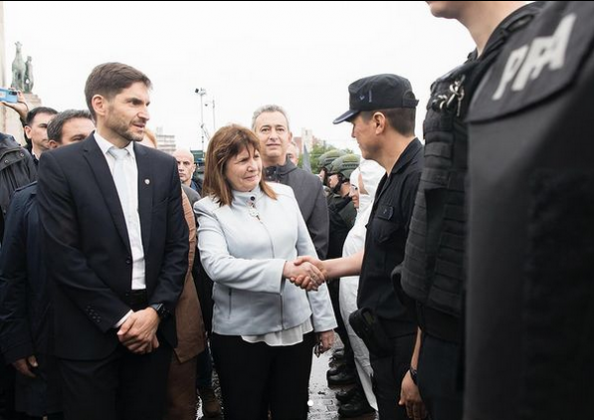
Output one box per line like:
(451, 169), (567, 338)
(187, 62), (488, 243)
(83, 135), (131, 252)
(134, 143), (153, 253)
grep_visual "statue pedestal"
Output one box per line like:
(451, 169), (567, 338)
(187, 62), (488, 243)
(1, 92), (43, 146)
(24, 92), (41, 109)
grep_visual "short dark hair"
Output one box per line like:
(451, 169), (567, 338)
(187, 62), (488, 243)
(47, 109), (93, 143)
(26, 106), (58, 126)
(203, 124), (277, 206)
(360, 107), (416, 136)
(84, 62), (152, 119)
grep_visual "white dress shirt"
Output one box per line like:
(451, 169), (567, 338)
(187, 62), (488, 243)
(94, 133), (146, 291)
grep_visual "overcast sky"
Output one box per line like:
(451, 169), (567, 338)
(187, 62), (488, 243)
(3, 1), (473, 151)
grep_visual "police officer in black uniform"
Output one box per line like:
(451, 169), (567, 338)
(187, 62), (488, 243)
(297, 73), (423, 420)
(465, 2), (594, 419)
(399, 2), (545, 420)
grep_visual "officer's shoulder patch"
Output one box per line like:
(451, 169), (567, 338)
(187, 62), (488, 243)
(468, 2), (594, 122)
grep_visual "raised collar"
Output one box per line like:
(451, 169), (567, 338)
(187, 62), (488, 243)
(264, 158), (297, 181)
(391, 138), (422, 176)
(231, 184), (265, 206)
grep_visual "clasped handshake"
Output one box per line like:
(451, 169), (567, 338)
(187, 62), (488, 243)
(283, 256), (326, 291)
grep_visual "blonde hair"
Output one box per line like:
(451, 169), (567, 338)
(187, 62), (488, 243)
(142, 128), (158, 148)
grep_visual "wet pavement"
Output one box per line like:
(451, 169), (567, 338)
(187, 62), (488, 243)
(196, 341), (377, 420)
(307, 348), (377, 420)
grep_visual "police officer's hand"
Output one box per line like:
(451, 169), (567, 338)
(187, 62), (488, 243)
(399, 370), (427, 419)
(12, 355), (38, 378)
(294, 255), (327, 275)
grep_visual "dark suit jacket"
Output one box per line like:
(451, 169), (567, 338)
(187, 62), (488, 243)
(0, 182), (61, 416)
(0, 182), (50, 362)
(37, 135), (189, 360)
(263, 159), (329, 258)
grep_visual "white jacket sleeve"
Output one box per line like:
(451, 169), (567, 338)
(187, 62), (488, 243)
(196, 200), (285, 294)
(291, 193), (337, 332)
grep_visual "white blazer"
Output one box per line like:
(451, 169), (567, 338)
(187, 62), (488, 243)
(195, 182), (336, 336)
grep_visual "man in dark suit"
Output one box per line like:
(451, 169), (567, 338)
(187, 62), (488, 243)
(37, 62), (189, 420)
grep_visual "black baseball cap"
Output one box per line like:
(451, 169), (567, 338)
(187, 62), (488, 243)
(333, 73), (418, 124)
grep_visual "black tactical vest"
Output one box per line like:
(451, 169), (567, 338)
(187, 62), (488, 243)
(465, 2), (594, 419)
(401, 3), (544, 318)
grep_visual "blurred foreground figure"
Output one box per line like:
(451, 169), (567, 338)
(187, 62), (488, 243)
(465, 2), (594, 419)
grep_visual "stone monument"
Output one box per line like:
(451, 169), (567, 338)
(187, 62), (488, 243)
(10, 41), (25, 92)
(24, 55), (33, 93)
(3, 42), (42, 145)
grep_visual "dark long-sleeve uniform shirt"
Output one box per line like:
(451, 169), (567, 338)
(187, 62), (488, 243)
(358, 138), (424, 338)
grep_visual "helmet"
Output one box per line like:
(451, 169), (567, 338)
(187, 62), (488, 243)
(317, 149), (346, 171)
(329, 154), (361, 180)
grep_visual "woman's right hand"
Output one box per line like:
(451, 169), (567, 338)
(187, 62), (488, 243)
(283, 259), (325, 291)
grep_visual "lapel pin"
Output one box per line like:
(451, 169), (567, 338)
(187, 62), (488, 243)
(144, 179), (150, 185)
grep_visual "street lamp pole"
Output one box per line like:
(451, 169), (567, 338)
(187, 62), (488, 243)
(211, 99), (216, 131)
(195, 87), (207, 151)
(205, 99), (216, 133)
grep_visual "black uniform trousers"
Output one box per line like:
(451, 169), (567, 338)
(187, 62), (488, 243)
(369, 333), (416, 420)
(418, 333), (463, 420)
